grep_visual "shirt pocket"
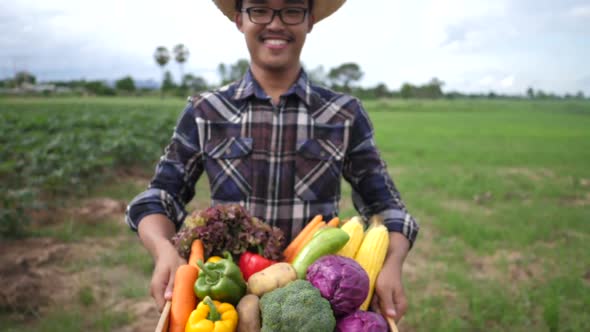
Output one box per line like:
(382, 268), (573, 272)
(204, 136), (253, 201)
(294, 138), (345, 201)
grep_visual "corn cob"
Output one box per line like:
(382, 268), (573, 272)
(355, 216), (389, 310)
(337, 216), (365, 258)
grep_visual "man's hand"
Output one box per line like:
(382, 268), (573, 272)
(137, 214), (184, 312)
(371, 261), (407, 322)
(371, 232), (410, 323)
(150, 243), (187, 312)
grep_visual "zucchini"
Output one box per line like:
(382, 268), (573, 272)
(291, 227), (350, 279)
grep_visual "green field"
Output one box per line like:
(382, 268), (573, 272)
(1, 97), (589, 331)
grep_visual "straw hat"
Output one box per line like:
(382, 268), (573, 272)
(212, 0), (346, 23)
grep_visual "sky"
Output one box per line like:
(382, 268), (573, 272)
(1, 0), (589, 95)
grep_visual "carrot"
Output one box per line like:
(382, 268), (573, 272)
(169, 264), (199, 332)
(188, 239), (204, 267)
(283, 215), (323, 261)
(326, 217), (340, 227)
(286, 221), (326, 263)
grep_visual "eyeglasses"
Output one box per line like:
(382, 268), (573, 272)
(242, 7), (308, 25)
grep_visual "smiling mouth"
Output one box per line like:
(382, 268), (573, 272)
(259, 33), (293, 43)
(265, 39), (288, 46)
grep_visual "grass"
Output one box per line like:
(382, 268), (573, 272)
(98, 239), (155, 277)
(0, 309), (131, 332)
(356, 99), (590, 331)
(78, 286), (95, 307)
(2, 96), (589, 331)
(31, 217), (124, 242)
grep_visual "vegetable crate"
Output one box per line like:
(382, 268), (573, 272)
(155, 301), (171, 332)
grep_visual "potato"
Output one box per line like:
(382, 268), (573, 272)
(246, 262), (297, 297)
(237, 294), (260, 332)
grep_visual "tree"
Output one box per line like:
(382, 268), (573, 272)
(182, 73), (208, 94)
(154, 46), (171, 97)
(536, 90), (547, 99)
(328, 63), (363, 92)
(85, 81), (115, 96)
(423, 77), (444, 99)
(526, 87), (535, 99)
(115, 76), (136, 93)
(173, 43), (190, 84)
(14, 71), (36, 86)
(307, 65), (328, 86)
(231, 59), (250, 82)
(218, 59), (250, 85)
(217, 63), (227, 85)
(373, 83), (390, 98)
(576, 91), (585, 99)
(162, 70), (176, 92)
(400, 83), (414, 99)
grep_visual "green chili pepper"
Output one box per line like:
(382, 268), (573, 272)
(194, 251), (246, 305)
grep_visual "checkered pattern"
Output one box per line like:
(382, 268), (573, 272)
(126, 69), (419, 247)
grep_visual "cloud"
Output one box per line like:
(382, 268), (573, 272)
(478, 75), (494, 86)
(470, 73), (516, 92)
(578, 76), (590, 88)
(569, 5), (590, 18)
(0, 0), (247, 82)
(440, 24), (470, 47)
(500, 75), (515, 88)
(1, 0), (589, 95)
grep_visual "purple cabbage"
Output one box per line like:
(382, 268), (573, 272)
(306, 255), (369, 317)
(335, 310), (389, 332)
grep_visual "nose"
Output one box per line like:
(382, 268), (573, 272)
(267, 10), (285, 29)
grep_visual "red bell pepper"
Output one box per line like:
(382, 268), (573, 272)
(239, 249), (277, 281)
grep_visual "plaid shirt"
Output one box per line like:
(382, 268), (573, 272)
(126, 69), (419, 247)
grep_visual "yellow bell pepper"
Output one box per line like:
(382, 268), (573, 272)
(185, 296), (238, 332)
(207, 256), (223, 263)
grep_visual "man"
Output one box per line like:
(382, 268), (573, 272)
(126, 0), (419, 323)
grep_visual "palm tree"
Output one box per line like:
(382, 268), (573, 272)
(154, 46), (170, 97)
(173, 44), (190, 85)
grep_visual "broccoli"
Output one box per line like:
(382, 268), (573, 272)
(259, 279), (336, 332)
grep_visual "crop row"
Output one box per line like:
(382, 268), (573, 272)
(0, 97), (186, 236)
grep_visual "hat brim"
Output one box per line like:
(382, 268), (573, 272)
(213, 0), (346, 23)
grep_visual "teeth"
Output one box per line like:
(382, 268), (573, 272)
(266, 39), (287, 45)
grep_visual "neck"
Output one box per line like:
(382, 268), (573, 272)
(250, 63), (301, 105)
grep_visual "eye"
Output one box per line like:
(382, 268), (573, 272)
(249, 7), (271, 16)
(283, 8), (304, 17)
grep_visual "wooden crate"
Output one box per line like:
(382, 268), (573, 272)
(154, 299), (399, 332)
(155, 301), (171, 332)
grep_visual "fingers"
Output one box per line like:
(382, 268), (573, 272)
(376, 284), (397, 319)
(370, 295), (382, 314)
(165, 268), (175, 301)
(392, 287), (408, 323)
(151, 271), (168, 313)
(373, 269), (409, 324)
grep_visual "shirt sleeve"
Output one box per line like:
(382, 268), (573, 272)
(342, 99), (419, 248)
(125, 99), (205, 232)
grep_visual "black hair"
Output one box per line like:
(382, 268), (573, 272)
(236, 0), (314, 11)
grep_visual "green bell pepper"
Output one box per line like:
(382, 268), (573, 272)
(194, 251), (246, 305)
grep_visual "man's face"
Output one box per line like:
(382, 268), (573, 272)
(236, 0), (314, 73)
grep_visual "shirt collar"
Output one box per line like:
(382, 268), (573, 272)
(232, 68), (313, 107)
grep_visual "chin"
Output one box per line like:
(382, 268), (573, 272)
(263, 63), (289, 72)
(260, 58), (295, 72)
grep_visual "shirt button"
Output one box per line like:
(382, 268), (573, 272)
(225, 148), (231, 156)
(319, 151), (326, 158)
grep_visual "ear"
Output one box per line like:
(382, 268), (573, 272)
(307, 14), (315, 33)
(235, 12), (244, 32)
